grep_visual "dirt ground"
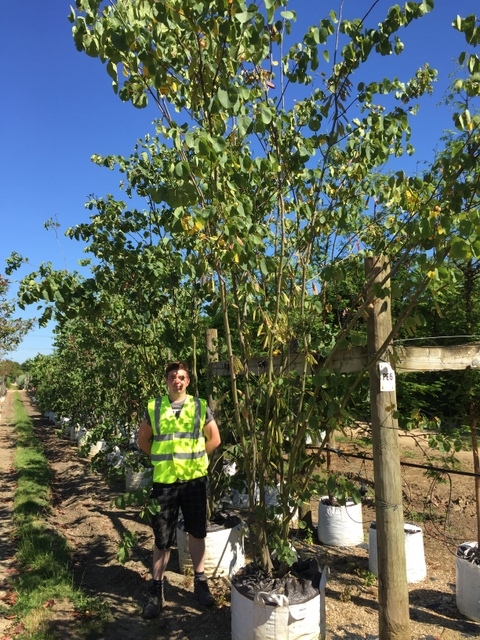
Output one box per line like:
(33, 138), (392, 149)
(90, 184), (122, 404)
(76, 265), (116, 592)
(1, 389), (480, 639)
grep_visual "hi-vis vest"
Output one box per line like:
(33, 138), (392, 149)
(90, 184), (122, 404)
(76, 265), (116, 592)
(148, 395), (208, 483)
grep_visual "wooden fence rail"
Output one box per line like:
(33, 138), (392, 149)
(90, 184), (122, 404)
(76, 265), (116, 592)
(209, 342), (480, 376)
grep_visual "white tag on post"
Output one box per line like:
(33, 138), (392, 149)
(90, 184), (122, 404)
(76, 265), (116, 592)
(378, 362), (395, 392)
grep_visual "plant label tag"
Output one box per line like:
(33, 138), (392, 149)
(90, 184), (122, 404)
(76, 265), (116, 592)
(378, 362), (395, 392)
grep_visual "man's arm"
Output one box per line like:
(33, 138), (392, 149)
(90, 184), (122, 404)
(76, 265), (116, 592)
(204, 418), (221, 456)
(137, 418), (154, 456)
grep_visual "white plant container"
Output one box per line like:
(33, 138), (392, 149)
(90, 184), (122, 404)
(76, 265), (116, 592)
(305, 430), (326, 446)
(368, 522), (426, 583)
(125, 466), (153, 491)
(89, 440), (106, 457)
(231, 566), (329, 640)
(69, 424), (80, 442)
(456, 541), (480, 622)
(60, 417), (71, 436)
(106, 446), (124, 468)
(76, 427), (89, 447)
(317, 497), (364, 546)
(177, 516), (245, 578)
(229, 485), (297, 527)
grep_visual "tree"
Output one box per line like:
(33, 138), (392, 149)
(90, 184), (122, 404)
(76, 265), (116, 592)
(8, 4), (480, 637)
(0, 275), (33, 358)
(0, 359), (24, 380)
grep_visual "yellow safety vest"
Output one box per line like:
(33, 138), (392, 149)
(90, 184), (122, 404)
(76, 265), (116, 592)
(148, 395), (208, 483)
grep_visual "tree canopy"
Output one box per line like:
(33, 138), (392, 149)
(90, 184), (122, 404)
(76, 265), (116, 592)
(0, 275), (33, 360)
(6, 0), (480, 572)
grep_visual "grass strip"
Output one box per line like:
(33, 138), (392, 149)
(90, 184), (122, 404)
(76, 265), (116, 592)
(4, 393), (108, 639)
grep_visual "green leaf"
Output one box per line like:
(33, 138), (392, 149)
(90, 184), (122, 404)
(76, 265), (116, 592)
(237, 114), (253, 136)
(234, 10), (254, 25)
(259, 103), (272, 124)
(450, 237), (472, 260)
(212, 136), (226, 153)
(217, 87), (230, 109)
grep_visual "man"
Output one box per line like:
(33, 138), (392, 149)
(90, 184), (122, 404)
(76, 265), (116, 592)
(137, 361), (221, 619)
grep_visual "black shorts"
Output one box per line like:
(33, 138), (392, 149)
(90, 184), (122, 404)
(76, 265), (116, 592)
(150, 476), (208, 549)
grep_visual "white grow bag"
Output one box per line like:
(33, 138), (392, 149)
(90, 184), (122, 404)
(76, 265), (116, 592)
(368, 522), (426, 583)
(231, 566), (329, 640)
(125, 466), (153, 491)
(456, 541), (480, 622)
(69, 424), (80, 442)
(317, 497), (363, 546)
(177, 517), (245, 578)
(89, 440), (106, 457)
(76, 427), (89, 447)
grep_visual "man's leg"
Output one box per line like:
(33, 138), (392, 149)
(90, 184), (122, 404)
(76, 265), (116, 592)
(142, 545), (170, 619)
(189, 535), (206, 574)
(181, 479), (215, 607)
(142, 483), (177, 619)
(190, 534), (214, 606)
(153, 545), (171, 580)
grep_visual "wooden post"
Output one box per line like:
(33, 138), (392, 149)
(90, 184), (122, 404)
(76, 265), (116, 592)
(365, 256), (410, 640)
(470, 408), (480, 544)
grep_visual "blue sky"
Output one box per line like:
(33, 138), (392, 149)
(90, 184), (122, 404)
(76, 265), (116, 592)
(1, 0), (478, 363)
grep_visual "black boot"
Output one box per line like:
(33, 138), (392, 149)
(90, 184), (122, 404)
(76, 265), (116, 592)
(194, 575), (215, 607)
(141, 580), (164, 619)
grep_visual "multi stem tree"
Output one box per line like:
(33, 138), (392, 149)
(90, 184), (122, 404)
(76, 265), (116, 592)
(8, 1), (480, 574)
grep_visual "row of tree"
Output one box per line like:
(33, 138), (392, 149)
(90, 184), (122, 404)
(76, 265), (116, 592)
(3, 2), (480, 590)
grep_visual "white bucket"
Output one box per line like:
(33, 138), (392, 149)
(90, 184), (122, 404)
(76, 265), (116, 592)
(69, 424), (80, 442)
(306, 430), (326, 446)
(60, 417), (71, 435)
(317, 497), (363, 546)
(231, 566), (329, 640)
(368, 522), (426, 583)
(177, 517), (245, 578)
(456, 541), (480, 621)
(89, 440), (106, 457)
(125, 467), (153, 491)
(76, 428), (89, 447)
(230, 486), (298, 528)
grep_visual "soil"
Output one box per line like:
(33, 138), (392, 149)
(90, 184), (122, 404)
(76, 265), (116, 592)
(1, 389), (480, 639)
